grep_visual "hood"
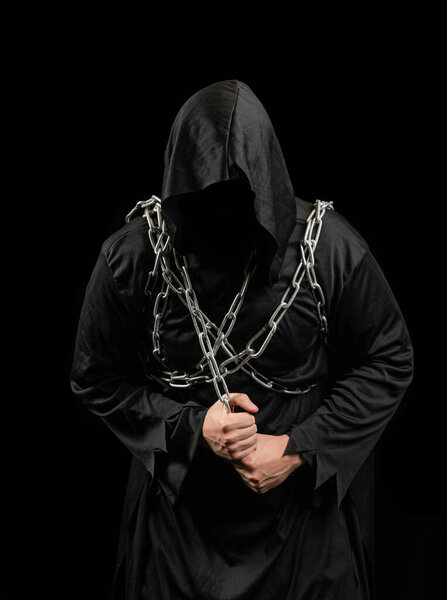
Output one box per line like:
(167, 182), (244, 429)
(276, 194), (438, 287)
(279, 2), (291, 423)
(160, 79), (297, 286)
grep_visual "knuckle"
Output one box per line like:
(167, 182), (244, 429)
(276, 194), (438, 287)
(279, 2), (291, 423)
(226, 442), (235, 454)
(225, 432), (236, 443)
(223, 434), (233, 447)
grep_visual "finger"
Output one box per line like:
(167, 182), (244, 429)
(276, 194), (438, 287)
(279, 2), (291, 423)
(224, 412), (257, 430)
(230, 446), (257, 463)
(237, 473), (262, 493)
(231, 448), (258, 469)
(225, 423), (257, 443)
(228, 434), (257, 454)
(228, 393), (259, 413)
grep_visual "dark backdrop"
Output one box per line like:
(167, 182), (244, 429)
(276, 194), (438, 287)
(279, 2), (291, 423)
(49, 50), (445, 599)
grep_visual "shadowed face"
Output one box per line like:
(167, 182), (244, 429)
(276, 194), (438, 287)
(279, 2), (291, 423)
(175, 180), (259, 258)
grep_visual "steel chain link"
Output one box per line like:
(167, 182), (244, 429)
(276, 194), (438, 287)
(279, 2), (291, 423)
(125, 195), (334, 412)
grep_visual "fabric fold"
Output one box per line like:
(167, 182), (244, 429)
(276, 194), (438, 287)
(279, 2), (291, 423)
(283, 250), (414, 510)
(71, 249), (208, 497)
(159, 79), (297, 287)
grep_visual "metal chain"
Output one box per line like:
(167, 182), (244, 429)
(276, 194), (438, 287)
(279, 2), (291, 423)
(126, 195), (334, 412)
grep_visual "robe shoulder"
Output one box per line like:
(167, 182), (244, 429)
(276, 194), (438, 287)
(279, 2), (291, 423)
(100, 200), (370, 317)
(102, 213), (151, 264)
(295, 197), (370, 311)
(296, 197), (369, 267)
(99, 214), (153, 312)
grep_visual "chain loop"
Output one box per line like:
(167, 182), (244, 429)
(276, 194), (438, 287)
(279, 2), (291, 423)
(128, 194), (334, 411)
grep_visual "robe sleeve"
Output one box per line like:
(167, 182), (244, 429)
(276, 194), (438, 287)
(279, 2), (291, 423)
(70, 249), (209, 497)
(283, 250), (414, 509)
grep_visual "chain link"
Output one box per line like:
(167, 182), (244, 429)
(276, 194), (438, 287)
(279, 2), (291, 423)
(126, 194), (334, 412)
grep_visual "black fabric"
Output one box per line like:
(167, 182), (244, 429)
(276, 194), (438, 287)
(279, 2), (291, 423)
(161, 79), (297, 287)
(71, 80), (414, 599)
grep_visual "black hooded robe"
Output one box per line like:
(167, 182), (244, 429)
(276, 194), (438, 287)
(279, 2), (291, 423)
(71, 80), (414, 599)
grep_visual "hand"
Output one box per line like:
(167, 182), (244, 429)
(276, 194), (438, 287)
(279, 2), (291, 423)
(230, 433), (304, 494)
(200, 393), (259, 461)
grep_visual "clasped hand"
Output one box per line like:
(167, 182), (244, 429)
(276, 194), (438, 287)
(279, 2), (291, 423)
(201, 393), (303, 494)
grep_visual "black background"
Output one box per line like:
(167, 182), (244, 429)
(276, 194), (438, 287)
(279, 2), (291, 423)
(38, 25), (445, 600)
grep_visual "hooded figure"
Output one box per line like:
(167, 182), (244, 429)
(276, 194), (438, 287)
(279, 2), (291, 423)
(71, 80), (414, 599)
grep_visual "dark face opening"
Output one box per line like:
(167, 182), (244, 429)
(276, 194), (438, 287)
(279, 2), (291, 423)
(174, 180), (259, 258)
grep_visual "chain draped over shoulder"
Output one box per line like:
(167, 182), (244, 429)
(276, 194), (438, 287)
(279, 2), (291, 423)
(126, 195), (334, 412)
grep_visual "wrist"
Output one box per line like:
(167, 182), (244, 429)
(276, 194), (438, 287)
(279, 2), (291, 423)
(284, 451), (303, 472)
(281, 434), (303, 469)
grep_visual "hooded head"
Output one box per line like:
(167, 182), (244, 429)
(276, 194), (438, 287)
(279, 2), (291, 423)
(161, 79), (297, 286)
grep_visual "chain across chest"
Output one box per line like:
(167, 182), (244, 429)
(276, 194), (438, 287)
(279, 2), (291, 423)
(126, 196), (334, 412)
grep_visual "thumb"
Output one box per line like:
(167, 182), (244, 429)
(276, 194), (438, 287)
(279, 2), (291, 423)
(228, 393), (259, 413)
